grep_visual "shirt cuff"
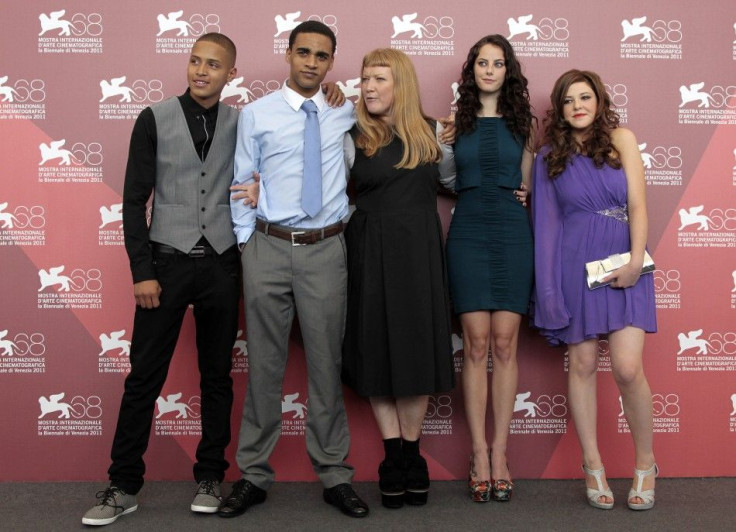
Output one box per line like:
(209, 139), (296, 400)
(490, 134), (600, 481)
(236, 227), (254, 248)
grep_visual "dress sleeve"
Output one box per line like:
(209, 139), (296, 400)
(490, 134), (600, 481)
(531, 153), (571, 332)
(435, 121), (456, 191)
(342, 132), (355, 176)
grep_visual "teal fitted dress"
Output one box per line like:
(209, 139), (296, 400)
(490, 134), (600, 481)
(446, 117), (533, 315)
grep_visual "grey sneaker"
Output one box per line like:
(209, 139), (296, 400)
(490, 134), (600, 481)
(191, 480), (222, 513)
(82, 486), (138, 526)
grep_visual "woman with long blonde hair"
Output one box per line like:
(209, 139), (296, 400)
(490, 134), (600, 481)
(341, 48), (455, 509)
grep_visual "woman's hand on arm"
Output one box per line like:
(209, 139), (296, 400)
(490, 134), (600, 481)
(514, 130), (536, 207)
(436, 120), (456, 191)
(437, 113), (456, 144)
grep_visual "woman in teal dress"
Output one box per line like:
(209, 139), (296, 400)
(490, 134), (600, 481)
(445, 34), (535, 502)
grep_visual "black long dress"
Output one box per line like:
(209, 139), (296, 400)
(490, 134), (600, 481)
(342, 133), (455, 397)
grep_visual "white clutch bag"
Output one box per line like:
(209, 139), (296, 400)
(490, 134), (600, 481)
(585, 250), (655, 290)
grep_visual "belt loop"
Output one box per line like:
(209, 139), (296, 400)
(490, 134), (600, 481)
(264, 221), (270, 236)
(320, 227), (325, 239)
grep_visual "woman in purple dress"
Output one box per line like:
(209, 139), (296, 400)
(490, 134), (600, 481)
(532, 70), (658, 511)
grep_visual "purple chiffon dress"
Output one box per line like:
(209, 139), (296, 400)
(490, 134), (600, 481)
(531, 149), (657, 346)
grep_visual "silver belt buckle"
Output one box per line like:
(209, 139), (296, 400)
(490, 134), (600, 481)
(290, 231), (306, 246)
(189, 246), (206, 257)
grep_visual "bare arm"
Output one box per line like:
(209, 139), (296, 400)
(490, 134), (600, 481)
(514, 127), (536, 207)
(605, 127), (648, 288)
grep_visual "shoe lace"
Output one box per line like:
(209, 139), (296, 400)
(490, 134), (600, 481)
(95, 487), (124, 510)
(198, 480), (218, 496)
(230, 480), (250, 502)
(332, 484), (356, 500)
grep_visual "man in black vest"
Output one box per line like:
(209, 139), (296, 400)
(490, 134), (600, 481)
(82, 33), (241, 526)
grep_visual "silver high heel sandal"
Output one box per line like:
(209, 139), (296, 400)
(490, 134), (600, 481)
(628, 463), (658, 510)
(582, 464), (614, 510)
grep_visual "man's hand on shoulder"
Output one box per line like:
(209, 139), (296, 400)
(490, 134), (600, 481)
(322, 82), (346, 108)
(134, 279), (162, 309)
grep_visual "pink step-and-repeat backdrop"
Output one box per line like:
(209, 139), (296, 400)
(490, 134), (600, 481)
(1, 0), (735, 482)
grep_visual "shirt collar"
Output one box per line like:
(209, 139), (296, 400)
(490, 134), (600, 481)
(282, 82), (326, 113)
(179, 88), (219, 118)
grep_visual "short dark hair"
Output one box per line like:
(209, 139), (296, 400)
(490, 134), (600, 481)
(195, 33), (237, 65)
(288, 21), (336, 54)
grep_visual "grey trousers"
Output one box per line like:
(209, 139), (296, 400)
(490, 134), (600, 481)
(235, 229), (354, 490)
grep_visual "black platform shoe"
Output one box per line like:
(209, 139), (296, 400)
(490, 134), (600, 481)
(404, 453), (429, 505)
(378, 459), (406, 509)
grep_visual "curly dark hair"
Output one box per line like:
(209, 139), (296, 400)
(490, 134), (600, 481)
(455, 34), (533, 143)
(541, 69), (621, 178)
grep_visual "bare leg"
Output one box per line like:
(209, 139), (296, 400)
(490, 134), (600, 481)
(371, 395), (431, 507)
(369, 396), (400, 439)
(608, 326), (655, 504)
(369, 396), (403, 508)
(396, 396), (430, 440)
(488, 310), (521, 481)
(369, 395), (429, 440)
(460, 311), (491, 480)
(568, 339), (612, 505)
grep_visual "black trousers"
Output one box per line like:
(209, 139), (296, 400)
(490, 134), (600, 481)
(108, 245), (240, 494)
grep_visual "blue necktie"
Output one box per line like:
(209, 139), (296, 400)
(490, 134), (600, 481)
(301, 99), (322, 218)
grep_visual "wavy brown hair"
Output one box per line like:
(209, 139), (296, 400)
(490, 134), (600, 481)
(355, 48), (441, 169)
(541, 69), (621, 178)
(455, 34), (533, 144)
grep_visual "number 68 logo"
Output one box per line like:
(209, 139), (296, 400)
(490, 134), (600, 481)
(70, 395), (103, 419)
(425, 395), (452, 418)
(652, 393), (680, 417)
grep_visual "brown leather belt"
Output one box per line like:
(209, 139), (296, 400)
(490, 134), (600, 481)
(256, 219), (343, 246)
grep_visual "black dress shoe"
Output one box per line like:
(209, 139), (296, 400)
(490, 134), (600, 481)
(217, 479), (267, 518)
(323, 483), (369, 518)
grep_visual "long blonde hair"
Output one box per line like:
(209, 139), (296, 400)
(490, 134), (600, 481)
(355, 48), (441, 169)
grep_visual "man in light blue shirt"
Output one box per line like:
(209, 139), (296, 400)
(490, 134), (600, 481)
(220, 21), (368, 519)
(230, 74), (352, 242)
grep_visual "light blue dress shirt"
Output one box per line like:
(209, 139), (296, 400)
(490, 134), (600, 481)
(231, 84), (355, 245)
